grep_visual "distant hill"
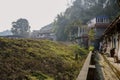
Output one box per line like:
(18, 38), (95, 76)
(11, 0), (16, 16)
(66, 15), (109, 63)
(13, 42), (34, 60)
(40, 23), (54, 34)
(0, 38), (88, 80)
(0, 30), (12, 36)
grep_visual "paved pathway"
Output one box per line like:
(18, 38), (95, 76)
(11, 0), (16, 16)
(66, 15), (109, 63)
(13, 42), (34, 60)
(99, 54), (119, 80)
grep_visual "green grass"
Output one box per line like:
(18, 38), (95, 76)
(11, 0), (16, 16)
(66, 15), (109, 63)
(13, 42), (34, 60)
(0, 38), (88, 80)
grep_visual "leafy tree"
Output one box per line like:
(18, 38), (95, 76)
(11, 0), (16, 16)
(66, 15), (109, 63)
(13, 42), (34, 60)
(53, 0), (120, 41)
(54, 14), (69, 41)
(11, 18), (31, 37)
(88, 28), (95, 41)
(88, 28), (95, 46)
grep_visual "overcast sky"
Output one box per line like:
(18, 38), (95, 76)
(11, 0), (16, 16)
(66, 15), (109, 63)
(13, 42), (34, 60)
(0, 0), (72, 32)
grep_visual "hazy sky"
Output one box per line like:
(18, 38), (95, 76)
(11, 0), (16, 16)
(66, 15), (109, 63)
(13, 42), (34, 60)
(0, 0), (72, 32)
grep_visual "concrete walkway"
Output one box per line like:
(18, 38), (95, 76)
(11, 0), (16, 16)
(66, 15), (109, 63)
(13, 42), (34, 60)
(76, 52), (120, 80)
(106, 57), (120, 72)
(99, 54), (120, 80)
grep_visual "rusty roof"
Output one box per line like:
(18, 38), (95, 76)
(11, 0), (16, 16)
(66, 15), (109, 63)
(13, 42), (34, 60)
(103, 16), (120, 36)
(98, 15), (120, 40)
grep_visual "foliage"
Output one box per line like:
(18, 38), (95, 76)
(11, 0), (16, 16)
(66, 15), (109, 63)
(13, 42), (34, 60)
(11, 18), (31, 37)
(89, 46), (95, 51)
(88, 28), (95, 41)
(70, 44), (88, 60)
(0, 38), (88, 80)
(54, 14), (70, 41)
(53, 0), (120, 41)
(70, 44), (88, 55)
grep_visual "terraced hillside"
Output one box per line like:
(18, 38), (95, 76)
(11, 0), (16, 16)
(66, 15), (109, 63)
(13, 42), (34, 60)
(0, 38), (88, 80)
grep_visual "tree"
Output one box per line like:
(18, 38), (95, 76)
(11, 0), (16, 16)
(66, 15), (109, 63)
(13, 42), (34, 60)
(88, 28), (95, 46)
(54, 14), (69, 41)
(88, 28), (95, 41)
(53, 0), (120, 41)
(11, 18), (31, 37)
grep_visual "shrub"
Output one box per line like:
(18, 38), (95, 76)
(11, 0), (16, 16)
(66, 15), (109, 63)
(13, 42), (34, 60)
(89, 46), (94, 51)
(0, 38), (87, 80)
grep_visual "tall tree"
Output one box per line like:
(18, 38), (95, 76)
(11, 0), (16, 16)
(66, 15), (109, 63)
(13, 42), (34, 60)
(54, 14), (69, 41)
(11, 18), (31, 37)
(53, 0), (120, 41)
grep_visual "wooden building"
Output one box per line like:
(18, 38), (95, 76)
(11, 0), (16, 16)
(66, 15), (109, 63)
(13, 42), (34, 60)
(102, 15), (120, 62)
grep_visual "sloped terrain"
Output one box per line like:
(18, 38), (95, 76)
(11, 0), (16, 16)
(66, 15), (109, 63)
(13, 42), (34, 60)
(0, 38), (88, 80)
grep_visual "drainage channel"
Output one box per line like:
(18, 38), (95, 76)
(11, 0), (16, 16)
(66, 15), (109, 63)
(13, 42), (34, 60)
(87, 53), (96, 80)
(76, 51), (97, 80)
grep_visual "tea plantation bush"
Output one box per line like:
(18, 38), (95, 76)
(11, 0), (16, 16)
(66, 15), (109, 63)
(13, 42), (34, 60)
(0, 38), (88, 80)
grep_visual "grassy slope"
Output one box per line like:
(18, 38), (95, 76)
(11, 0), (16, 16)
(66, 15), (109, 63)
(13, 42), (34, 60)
(0, 38), (88, 80)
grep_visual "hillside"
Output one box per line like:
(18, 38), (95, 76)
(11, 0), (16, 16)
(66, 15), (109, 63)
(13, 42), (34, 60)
(0, 30), (12, 36)
(0, 38), (88, 80)
(40, 23), (54, 34)
(54, 0), (120, 41)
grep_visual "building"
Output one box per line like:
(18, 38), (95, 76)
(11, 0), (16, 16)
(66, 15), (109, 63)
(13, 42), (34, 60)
(31, 23), (56, 40)
(87, 16), (109, 50)
(0, 35), (27, 39)
(76, 25), (89, 48)
(101, 15), (120, 62)
(31, 30), (41, 38)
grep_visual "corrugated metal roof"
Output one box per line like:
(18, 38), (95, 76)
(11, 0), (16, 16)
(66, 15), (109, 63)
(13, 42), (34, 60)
(103, 16), (120, 35)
